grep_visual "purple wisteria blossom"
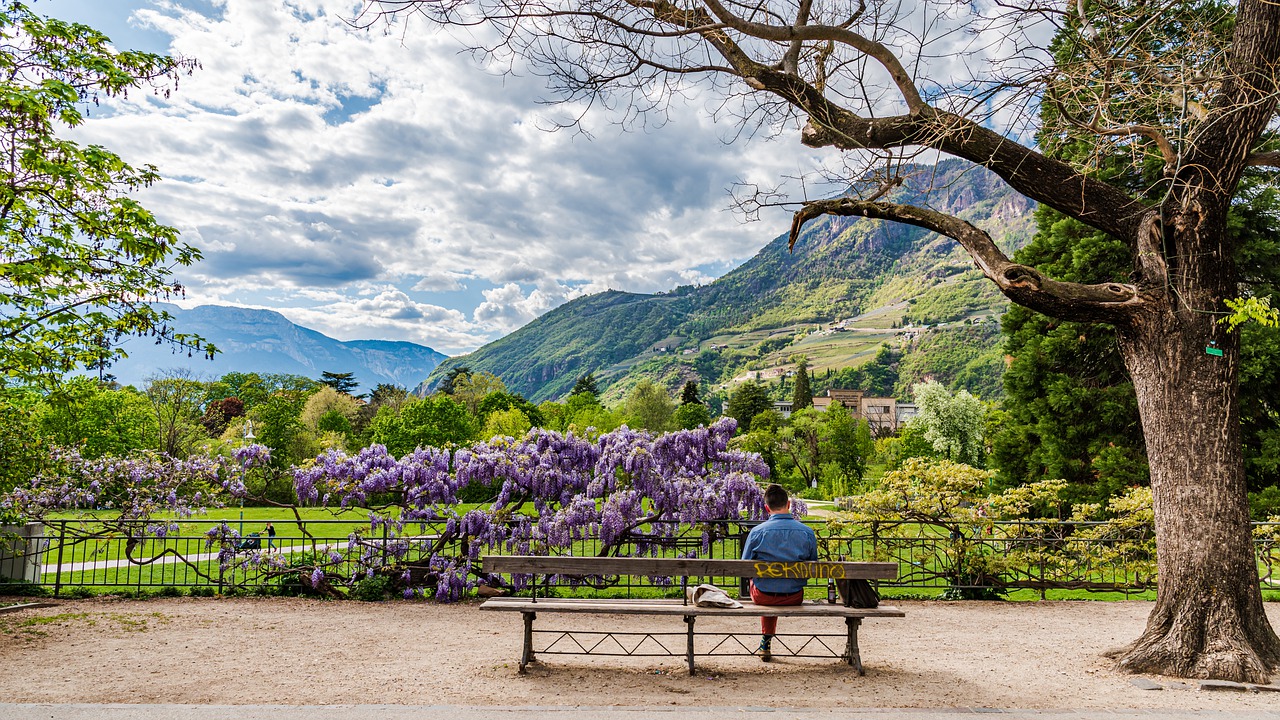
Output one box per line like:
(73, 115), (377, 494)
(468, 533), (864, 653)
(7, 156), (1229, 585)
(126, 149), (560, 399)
(284, 420), (772, 601)
(4, 421), (775, 603)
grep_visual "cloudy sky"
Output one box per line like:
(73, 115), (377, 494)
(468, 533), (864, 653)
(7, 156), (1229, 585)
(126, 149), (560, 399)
(37, 0), (847, 355)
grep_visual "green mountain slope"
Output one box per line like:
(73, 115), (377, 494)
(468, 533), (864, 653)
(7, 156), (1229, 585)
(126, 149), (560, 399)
(426, 160), (1035, 402)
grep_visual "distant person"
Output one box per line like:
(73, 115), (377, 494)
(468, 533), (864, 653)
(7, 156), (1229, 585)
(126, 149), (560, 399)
(265, 523), (277, 553)
(741, 484), (817, 661)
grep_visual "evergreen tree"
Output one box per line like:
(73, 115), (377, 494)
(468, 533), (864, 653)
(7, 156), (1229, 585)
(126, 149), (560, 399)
(680, 380), (700, 406)
(437, 367), (472, 395)
(319, 371), (359, 395)
(994, 207), (1150, 504)
(792, 357), (812, 410)
(571, 372), (599, 397)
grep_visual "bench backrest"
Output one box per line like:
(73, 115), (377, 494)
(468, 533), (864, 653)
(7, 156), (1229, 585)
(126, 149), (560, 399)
(482, 555), (896, 580)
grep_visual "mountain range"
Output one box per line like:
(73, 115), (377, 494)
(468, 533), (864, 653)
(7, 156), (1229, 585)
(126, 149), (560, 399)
(423, 159), (1036, 403)
(106, 160), (1034, 402)
(103, 304), (447, 393)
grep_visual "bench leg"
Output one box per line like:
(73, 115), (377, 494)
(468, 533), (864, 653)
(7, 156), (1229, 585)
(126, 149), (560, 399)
(844, 617), (864, 676)
(520, 611), (537, 673)
(684, 615), (696, 676)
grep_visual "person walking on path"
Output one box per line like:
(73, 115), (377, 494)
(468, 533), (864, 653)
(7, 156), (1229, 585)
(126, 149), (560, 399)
(265, 523), (277, 553)
(740, 484), (817, 661)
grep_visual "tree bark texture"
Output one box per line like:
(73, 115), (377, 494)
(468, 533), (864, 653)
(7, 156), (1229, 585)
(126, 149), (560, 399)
(1112, 208), (1280, 683)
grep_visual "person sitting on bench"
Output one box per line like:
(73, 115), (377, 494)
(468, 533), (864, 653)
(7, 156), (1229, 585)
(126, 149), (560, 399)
(741, 483), (817, 661)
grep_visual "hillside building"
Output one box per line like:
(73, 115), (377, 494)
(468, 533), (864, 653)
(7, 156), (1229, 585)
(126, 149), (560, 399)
(772, 389), (916, 435)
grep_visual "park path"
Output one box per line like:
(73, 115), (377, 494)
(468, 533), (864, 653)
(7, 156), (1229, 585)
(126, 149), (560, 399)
(48, 534), (437, 575)
(49, 539), (336, 575)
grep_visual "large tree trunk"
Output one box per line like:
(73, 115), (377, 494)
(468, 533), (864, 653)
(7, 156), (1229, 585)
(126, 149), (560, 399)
(1112, 224), (1280, 682)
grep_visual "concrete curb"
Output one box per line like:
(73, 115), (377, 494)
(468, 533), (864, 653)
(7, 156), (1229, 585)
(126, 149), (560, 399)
(0, 601), (57, 614)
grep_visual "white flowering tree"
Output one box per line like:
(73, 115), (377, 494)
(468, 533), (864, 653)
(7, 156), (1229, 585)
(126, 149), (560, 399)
(910, 381), (986, 467)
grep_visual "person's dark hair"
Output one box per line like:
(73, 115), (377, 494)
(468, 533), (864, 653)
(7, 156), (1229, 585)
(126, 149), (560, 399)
(763, 484), (789, 512)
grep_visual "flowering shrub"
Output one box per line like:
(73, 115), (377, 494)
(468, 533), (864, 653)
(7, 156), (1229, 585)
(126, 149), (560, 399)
(3, 418), (776, 601)
(5, 447), (223, 533)
(288, 418), (771, 600)
(834, 457), (1158, 597)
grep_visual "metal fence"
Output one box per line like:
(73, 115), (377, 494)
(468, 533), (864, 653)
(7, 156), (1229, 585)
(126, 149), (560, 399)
(2, 518), (1278, 598)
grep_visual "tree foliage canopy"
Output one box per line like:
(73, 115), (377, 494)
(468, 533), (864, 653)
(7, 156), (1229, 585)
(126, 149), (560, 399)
(0, 3), (210, 388)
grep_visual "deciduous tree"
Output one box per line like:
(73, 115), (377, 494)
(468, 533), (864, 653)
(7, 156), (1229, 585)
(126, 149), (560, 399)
(360, 0), (1280, 679)
(369, 395), (477, 455)
(623, 379), (675, 431)
(448, 371), (507, 414)
(912, 381), (986, 468)
(0, 4), (210, 388)
(36, 378), (158, 457)
(672, 401), (712, 430)
(144, 368), (209, 457)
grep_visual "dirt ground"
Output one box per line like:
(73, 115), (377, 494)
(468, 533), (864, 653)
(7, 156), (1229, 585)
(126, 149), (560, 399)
(1, 596), (1278, 710)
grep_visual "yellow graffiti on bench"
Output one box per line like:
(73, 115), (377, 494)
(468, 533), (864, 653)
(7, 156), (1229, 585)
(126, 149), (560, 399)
(752, 561), (847, 579)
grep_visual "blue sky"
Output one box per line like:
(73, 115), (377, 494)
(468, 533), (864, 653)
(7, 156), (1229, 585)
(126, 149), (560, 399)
(34, 0), (838, 355)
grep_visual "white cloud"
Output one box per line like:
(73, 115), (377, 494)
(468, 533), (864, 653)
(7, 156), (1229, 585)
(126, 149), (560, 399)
(410, 271), (468, 293)
(472, 282), (584, 332)
(63, 0), (1022, 354)
(278, 287), (486, 353)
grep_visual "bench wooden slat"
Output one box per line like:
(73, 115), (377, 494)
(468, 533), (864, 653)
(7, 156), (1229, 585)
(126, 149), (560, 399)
(480, 597), (906, 618)
(481, 555), (897, 580)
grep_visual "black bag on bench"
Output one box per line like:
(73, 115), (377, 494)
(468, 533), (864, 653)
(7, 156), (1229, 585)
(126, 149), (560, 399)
(836, 578), (880, 608)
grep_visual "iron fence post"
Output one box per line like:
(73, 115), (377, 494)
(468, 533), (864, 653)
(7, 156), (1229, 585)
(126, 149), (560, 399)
(1039, 532), (1047, 601)
(53, 520), (66, 598)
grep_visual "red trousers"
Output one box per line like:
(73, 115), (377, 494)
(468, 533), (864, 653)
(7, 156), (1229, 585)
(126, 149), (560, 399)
(749, 581), (804, 635)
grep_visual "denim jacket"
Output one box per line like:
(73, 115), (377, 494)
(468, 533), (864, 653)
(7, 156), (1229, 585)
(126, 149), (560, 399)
(741, 512), (818, 594)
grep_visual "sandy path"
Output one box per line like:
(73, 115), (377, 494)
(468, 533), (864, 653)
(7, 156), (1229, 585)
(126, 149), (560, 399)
(0, 597), (1277, 710)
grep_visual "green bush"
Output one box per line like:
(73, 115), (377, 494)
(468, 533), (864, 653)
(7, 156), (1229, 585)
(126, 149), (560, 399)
(275, 552), (326, 596)
(0, 580), (49, 597)
(155, 586), (183, 598)
(64, 586), (93, 599)
(351, 574), (391, 601)
(188, 585), (216, 597)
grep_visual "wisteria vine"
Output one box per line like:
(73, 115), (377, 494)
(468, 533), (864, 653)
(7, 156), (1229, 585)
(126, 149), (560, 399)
(3, 418), (789, 601)
(290, 419), (778, 600)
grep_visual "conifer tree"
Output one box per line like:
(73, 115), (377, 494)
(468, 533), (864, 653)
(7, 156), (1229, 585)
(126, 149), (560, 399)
(571, 372), (598, 397)
(792, 357), (813, 410)
(680, 380), (700, 405)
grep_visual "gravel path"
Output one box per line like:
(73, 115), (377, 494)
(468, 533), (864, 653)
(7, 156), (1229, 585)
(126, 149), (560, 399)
(0, 597), (1277, 711)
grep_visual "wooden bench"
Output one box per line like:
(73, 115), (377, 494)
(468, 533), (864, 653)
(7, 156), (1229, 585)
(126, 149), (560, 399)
(480, 555), (904, 675)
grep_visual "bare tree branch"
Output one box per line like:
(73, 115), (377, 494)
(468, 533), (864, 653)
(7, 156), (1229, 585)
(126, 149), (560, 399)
(788, 197), (1147, 324)
(698, 0), (926, 112)
(1246, 150), (1280, 167)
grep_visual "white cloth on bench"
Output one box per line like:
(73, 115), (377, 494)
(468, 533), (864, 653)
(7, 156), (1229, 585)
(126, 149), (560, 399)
(685, 583), (742, 608)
